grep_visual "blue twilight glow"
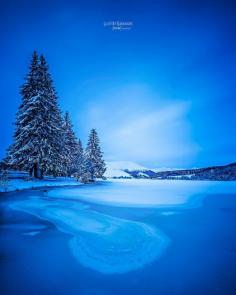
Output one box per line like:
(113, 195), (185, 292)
(0, 0), (235, 168)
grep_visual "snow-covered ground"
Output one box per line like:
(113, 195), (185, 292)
(1, 162), (149, 192)
(47, 179), (236, 208)
(0, 176), (80, 193)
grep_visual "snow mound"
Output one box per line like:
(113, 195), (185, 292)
(11, 198), (169, 274)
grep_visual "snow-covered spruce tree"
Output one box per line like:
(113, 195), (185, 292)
(6, 52), (64, 178)
(84, 129), (106, 181)
(62, 112), (80, 176)
(80, 156), (93, 183)
(6, 51), (40, 172)
(73, 139), (84, 179)
(36, 55), (65, 177)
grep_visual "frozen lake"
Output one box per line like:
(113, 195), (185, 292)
(1, 180), (236, 295)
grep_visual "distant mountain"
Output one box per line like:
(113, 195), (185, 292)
(104, 161), (178, 179)
(104, 161), (146, 178)
(106, 161), (148, 171)
(126, 163), (236, 181)
(105, 161), (236, 181)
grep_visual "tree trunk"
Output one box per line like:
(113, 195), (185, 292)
(32, 162), (43, 179)
(33, 162), (38, 178)
(29, 166), (33, 177)
(40, 169), (44, 179)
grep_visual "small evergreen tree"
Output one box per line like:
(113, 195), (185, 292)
(85, 129), (106, 180)
(80, 155), (93, 183)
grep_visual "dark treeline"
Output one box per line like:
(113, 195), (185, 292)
(2, 52), (106, 182)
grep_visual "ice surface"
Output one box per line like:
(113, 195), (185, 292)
(23, 231), (41, 236)
(10, 198), (169, 274)
(8, 179), (236, 274)
(0, 223), (47, 231)
(161, 211), (178, 216)
(48, 179), (236, 208)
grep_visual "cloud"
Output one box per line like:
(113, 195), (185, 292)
(82, 84), (200, 168)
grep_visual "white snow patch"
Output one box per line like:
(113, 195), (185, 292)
(137, 172), (149, 178)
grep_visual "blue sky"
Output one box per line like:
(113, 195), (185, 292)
(0, 0), (235, 168)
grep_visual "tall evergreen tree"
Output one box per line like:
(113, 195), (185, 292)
(62, 112), (79, 176)
(6, 51), (40, 172)
(36, 55), (65, 176)
(6, 52), (64, 177)
(85, 129), (106, 180)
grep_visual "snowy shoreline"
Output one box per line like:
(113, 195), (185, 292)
(0, 177), (81, 193)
